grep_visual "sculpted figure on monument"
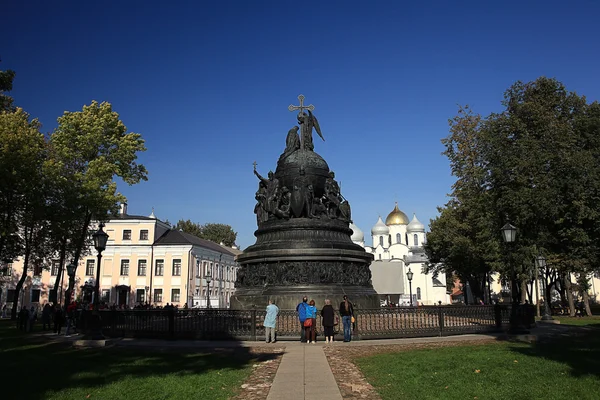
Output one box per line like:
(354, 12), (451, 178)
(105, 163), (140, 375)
(254, 168), (280, 218)
(254, 183), (268, 224)
(281, 126), (300, 160)
(273, 186), (291, 219)
(297, 110), (324, 151)
(324, 171), (342, 218)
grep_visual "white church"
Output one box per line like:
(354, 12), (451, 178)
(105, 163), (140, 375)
(350, 203), (450, 306)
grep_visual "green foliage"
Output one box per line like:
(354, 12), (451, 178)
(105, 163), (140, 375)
(175, 220), (237, 246)
(427, 78), (600, 303)
(0, 68), (16, 111)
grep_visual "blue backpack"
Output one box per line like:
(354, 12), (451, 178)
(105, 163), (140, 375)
(297, 302), (308, 322)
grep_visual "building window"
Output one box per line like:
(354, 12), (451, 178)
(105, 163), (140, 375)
(155, 259), (164, 276)
(101, 289), (110, 303)
(389, 235), (392, 245)
(414, 234), (418, 246)
(31, 289), (41, 303)
(51, 261), (60, 276)
(1, 263), (12, 276)
(171, 288), (180, 302)
(7, 289), (16, 302)
(139, 229), (149, 240)
(33, 264), (43, 276)
(154, 289), (163, 303)
(138, 260), (147, 276)
(378, 254), (382, 261)
(136, 289), (145, 303)
(120, 259), (130, 276)
(123, 230), (131, 240)
(204, 262), (209, 276)
(417, 287), (421, 300)
(86, 260), (95, 276)
(172, 259), (181, 276)
(379, 236), (384, 247)
(396, 233), (401, 244)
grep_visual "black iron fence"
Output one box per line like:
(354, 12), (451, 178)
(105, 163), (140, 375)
(88, 305), (535, 341)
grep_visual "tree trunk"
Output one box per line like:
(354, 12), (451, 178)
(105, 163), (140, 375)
(64, 213), (91, 305)
(563, 274), (576, 317)
(582, 289), (592, 316)
(521, 280), (528, 304)
(48, 238), (67, 305)
(10, 229), (31, 320)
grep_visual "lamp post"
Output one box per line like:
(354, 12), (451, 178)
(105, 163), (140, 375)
(145, 286), (150, 305)
(205, 271), (212, 309)
(85, 222), (109, 340)
(501, 222), (528, 334)
(536, 255), (553, 321)
(406, 268), (414, 306)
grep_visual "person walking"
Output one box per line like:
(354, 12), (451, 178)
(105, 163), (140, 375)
(296, 296), (309, 343)
(304, 299), (317, 344)
(1, 304), (7, 319)
(264, 299), (279, 343)
(321, 299), (335, 343)
(41, 303), (51, 330)
(53, 306), (64, 335)
(339, 295), (354, 342)
(65, 301), (78, 337)
(27, 306), (37, 332)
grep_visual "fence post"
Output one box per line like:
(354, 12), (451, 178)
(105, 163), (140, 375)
(251, 308), (257, 341)
(438, 306), (445, 336)
(494, 303), (502, 329)
(168, 308), (175, 339)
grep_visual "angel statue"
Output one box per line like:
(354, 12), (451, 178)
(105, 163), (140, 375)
(297, 110), (324, 151)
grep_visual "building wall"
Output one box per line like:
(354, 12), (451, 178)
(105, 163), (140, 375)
(0, 217), (239, 311)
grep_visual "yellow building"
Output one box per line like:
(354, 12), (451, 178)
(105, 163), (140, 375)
(0, 204), (240, 311)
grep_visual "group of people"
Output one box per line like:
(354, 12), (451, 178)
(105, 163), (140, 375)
(12, 301), (81, 336)
(262, 295), (355, 343)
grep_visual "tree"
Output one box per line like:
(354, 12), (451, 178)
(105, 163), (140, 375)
(0, 108), (49, 318)
(175, 219), (203, 238)
(429, 78), (600, 312)
(200, 223), (237, 247)
(0, 67), (16, 112)
(49, 101), (148, 304)
(425, 106), (501, 304)
(175, 220), (237, 246)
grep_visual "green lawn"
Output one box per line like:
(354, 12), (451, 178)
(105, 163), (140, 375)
(552, 315), (600, 326)
(356, 334), (600, 400)
(0, 320), (270, 400)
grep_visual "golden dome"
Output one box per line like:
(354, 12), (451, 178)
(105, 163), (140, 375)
(385, 202), (409, 225)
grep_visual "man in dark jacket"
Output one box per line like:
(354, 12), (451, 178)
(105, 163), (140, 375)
(296, 296), (308, 343)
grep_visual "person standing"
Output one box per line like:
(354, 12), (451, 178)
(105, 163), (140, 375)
(264, 299), (279, 343)
(339, 295), (354, 342)
(53, 306), (64, 335)
(305, 299), (317, 344)
(41, 303), (51, 330)
(321, 299), (335, 343)
(296, 296), (309, 343)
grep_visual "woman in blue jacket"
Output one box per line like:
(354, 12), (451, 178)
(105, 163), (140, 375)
(304, 299), (317, 343)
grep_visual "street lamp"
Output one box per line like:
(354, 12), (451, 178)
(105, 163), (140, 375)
(500, 222), (528, 334)
(205, 271), (212, 309)
(406, 268), (414, 306)
(536, 255), (553, 321)
(85, 222), (109, 340)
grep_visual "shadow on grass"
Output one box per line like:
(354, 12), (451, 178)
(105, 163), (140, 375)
(510, 328), (600, 379)
(0, 319), (281, 400)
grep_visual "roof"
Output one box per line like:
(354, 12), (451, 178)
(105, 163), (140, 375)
(221, 243), (243, 256)
(154, 230), (236, 256)
(111, 214), (156, 221)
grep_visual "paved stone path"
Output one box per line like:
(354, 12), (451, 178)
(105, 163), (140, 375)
(267, 344), (342, 400)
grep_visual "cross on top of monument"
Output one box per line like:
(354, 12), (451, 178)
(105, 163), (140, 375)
(288, 94), (315, 114)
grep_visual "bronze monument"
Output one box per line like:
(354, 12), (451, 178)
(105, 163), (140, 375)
(231, 95), (378, 309)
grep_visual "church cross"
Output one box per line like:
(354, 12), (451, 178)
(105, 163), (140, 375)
(288, 94), (315, 114)
(253, 161), (258, 171)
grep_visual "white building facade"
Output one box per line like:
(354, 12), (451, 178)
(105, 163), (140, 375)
(351, 203), (450, 305)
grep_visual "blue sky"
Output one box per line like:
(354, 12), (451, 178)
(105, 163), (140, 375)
(3, 1), (600, 248)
